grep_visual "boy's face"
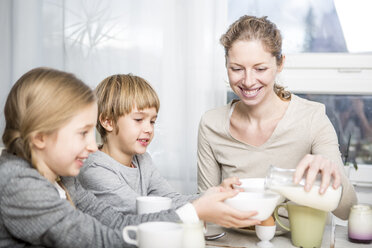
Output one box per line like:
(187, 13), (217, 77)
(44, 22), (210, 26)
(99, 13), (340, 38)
(112, 106), (157, 157)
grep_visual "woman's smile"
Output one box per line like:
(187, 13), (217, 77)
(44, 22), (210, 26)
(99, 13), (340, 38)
(239, 85), (263, 99)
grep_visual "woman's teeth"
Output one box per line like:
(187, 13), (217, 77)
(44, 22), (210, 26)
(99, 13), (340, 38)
(243, 88), (259, 96)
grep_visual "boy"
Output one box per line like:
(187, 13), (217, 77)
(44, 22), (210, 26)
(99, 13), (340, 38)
(78, 74), (199, 214)
(78, 74), (260, 226)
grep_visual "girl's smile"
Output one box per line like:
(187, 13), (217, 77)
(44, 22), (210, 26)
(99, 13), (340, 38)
(75, 157), (87, 168)
(137, 138), (150, 147)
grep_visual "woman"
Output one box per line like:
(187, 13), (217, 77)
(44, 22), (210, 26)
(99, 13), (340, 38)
(197, 15), (357, 220)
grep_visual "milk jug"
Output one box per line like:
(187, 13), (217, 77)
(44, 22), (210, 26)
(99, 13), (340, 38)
(265, 165), (342, 212)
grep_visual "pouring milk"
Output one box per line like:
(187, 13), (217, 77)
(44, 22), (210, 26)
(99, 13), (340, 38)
(265, 165), (342, 212)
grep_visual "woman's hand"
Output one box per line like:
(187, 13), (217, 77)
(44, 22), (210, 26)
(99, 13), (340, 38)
(294, 154), (341, 194)
(219, 177), (243, 191)
(192, 187), (261, 228)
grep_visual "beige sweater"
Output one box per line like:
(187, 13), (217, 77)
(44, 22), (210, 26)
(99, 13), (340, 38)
(197, 94), (357, 220)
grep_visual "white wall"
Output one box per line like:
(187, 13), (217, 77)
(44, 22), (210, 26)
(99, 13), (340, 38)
(0, 0), (229, 194)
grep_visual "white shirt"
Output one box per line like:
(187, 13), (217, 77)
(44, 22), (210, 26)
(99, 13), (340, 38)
(54, 181), (67, 199)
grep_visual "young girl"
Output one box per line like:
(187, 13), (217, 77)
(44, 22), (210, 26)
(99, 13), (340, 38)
(0, 68), (259, 247)
(77, 74), (259, 226)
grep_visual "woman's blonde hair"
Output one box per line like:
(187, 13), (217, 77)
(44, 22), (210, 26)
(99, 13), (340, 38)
(2, 67), (95, 170)
(95, 74), (160, 143)
(220, 15), (291, 101)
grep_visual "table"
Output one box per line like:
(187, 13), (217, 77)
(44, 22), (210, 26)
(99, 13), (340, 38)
(205, 224), (372, 248)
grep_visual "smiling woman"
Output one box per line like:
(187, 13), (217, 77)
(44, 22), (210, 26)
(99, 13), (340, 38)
(227, 40), (289, 147)
(197, 15), (357, 220)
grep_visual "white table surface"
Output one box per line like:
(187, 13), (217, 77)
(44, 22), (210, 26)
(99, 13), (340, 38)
(205, 223), (372, 248)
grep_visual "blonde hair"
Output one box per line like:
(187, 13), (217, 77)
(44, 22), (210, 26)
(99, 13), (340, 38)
(95, 74), (160, 143)
(2, 67), (95, 204)
(220, 15), (291, 101)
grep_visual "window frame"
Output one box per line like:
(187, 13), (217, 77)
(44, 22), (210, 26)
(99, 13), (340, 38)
(280, 53), (372, 95)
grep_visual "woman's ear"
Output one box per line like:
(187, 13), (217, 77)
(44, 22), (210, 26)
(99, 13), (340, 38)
(30, 132), (47, 150)
(278, 54), (286, 73)
(99, 115), (114, 132)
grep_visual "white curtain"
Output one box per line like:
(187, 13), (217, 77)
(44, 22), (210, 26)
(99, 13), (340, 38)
(0, 0), (228, 193)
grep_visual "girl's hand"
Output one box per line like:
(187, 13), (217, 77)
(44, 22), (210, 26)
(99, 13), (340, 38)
(219, 177), (243, 191)
(294, 154), (341, 194)
(192, 186), (261, 228)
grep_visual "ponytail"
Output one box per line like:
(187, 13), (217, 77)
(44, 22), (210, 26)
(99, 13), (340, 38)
(274, 83), (291, 101)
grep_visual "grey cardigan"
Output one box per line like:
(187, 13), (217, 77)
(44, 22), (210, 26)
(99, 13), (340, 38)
(78, 151), (199, 214)
(0, 151), (179, 248)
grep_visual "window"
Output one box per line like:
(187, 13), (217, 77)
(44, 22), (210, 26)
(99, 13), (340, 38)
(227, 0), (372, 165)
(298, 94), (372, 166)
(228, 0), (372, 53)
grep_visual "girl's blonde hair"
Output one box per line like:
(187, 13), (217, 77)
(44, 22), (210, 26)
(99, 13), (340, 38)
(2, 67), (95, 172)
(220, 15), (291, 101)
(95, 74), (160, 143)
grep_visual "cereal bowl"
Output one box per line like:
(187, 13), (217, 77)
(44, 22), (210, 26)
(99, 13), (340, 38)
(234, 178), (285, 204)
(234, 178), (265, 192)
(224, 192), (281, 221)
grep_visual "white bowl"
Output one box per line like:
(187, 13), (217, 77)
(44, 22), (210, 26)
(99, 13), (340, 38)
(234, 178), (285, 204)
(224, 192), (281, 221)
(234, 178), (265, 192)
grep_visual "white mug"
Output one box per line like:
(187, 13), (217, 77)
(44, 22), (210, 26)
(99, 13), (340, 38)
(136, 196), (172, 214)
(123, 221), (183, 248)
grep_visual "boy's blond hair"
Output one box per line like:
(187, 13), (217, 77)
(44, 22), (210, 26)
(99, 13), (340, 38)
(95, 74), (160, 143)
